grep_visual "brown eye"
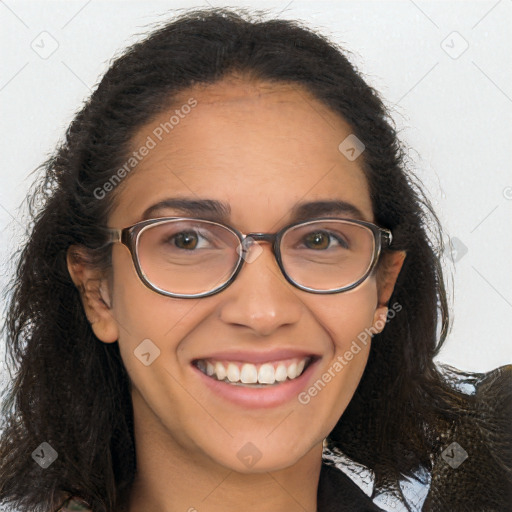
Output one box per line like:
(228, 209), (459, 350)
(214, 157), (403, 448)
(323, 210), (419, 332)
(174, 231), (199, 250)
(304, 231), (330, 250)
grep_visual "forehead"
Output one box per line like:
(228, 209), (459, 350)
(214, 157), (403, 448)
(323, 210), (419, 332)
(111, 76), (374, 228)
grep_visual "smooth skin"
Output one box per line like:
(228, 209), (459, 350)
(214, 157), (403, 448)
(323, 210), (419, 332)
(68, 75), (406, 512)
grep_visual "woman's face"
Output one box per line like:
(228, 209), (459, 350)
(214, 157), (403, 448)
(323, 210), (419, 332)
(73, 77), (403, 473)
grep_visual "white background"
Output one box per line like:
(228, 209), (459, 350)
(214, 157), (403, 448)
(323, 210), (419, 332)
(0, 0), (511, 386)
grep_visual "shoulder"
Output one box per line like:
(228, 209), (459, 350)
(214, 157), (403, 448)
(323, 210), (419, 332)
(322, 365), (512, 511)
(424, 364), (512, 511)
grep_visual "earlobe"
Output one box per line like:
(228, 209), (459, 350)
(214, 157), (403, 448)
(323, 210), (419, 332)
(66, 245), (119, 343)
(371, 306), (389, 334)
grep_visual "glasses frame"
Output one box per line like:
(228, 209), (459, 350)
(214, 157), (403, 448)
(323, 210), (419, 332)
(105, 217), (393, 299)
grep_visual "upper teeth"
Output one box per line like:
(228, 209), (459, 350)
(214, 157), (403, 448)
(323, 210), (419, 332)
(196, 357), (310, 385)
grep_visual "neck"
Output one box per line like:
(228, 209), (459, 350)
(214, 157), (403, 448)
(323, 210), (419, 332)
(127, 391), (323, 512)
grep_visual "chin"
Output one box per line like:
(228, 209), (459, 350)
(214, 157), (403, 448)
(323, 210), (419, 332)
(204, 434), (317, 475)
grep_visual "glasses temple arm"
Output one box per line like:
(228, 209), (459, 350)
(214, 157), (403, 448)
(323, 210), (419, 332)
(102, 228), (122, 244)
(381, 229), (393, 247)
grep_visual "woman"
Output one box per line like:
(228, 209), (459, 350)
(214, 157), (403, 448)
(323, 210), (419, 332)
(0, 8), (510, 512)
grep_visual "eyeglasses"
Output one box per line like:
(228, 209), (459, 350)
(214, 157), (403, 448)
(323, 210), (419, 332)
(105, 217), (392, 298)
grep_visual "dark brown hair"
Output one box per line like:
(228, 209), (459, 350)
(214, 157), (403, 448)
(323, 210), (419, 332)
(1, 8), (510, 512)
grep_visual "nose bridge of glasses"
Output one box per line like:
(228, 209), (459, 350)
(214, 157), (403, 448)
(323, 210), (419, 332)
(241, 232), (277, 248)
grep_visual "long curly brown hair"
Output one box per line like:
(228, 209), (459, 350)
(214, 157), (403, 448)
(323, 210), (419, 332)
(1, 7), (510, 512)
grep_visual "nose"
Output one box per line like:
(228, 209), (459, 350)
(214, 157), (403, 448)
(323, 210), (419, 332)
(218, 242), (303, 336)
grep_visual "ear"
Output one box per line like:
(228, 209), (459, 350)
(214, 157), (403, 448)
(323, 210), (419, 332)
(371, 250), (406, 333)
(66, 245), (119, 343)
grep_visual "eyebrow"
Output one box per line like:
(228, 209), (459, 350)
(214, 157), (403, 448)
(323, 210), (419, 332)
(141, 198), (367, 223)
(290, 200), (367, 222)
(142, 198), (231, 221)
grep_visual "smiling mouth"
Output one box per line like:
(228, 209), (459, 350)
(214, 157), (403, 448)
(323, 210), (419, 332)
(193, 356), (315, 387)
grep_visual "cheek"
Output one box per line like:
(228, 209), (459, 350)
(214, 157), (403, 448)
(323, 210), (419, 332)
(296, 278), (378, 423)
(108, 248), (203, 373)
(310, 277), (379, 352)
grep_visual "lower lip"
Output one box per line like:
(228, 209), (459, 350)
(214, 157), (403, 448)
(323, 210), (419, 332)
(191, 359), (319, 409)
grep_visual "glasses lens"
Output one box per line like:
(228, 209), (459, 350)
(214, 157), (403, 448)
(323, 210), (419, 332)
(280, 220), (376, 291)
(136, 220), (240, 295)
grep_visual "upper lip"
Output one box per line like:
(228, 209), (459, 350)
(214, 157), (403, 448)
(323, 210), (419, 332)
(192, 349), (321, 364)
